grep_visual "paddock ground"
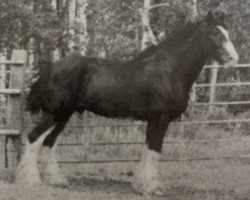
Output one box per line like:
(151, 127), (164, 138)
(1, 159), (250, 200)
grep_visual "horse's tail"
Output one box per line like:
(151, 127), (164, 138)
(26, 59), (52, 114)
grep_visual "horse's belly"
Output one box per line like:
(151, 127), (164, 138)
(83, 89), (147, 119)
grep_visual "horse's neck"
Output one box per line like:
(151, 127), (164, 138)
(175, 35), (207, 90)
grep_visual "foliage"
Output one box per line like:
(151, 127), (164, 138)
(0, 0), (67, 52)
(86, 0), (142, 59)
(0, 0), (249, 62)
(86, 0), (250, 64)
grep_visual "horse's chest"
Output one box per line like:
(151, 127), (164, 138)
(145, 79), (188, 116)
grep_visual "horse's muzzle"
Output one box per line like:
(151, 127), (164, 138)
(223, 58), (238, 68)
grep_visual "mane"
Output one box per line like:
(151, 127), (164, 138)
(132, 19), (203, 62)
(160, 20), (203, 49)
(51, 19), (204, 69)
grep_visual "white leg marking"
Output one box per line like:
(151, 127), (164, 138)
(217, 26), (239, 63)
(41, 141), (68, 185)
(16, 126), (55, 186)
(133, 145), (164, 196)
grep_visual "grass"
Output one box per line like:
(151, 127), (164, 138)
(1, 159), (250, 199)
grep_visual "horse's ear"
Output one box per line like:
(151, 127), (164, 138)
(207, 9), (227, 25)
(218, 9), (227, 22)
(207, 10), (215, 25)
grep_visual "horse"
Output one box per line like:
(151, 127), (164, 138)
(16, 9), (238, 196)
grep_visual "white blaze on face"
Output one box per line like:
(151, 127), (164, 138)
(217, 26), (239, 63)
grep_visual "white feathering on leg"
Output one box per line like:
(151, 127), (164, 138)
(16, 126), (55, 186)
(42, 141), (68, 185)
(133, 145), (164, 196)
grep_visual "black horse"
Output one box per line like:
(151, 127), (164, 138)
(16, 9), (238, 196)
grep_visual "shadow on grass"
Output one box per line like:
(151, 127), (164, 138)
(68, 175), (133, 195)
(0, 170), (248, 200)
(66, 175), (243, 200)
(0, 169), (15, 183)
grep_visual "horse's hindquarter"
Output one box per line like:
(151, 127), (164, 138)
(42, 54), (86, 113)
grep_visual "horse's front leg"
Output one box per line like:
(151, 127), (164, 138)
(133, 114), (169, 196)
(41, 113), (72, 186)
(16, 113), (55, 186)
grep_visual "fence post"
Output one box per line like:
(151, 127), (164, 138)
(209, 62), (219, 112)
(8, 55), (26, 168)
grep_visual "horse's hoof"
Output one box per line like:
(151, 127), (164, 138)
(132, 176), (146, 195)
(148, 185), (165, 196)
(45, 174), (68, 186)
(146, 180), (165, 196)
(16, 177), (41, 186)
(15, 163), (41, 186)
(132, 178), (165, 196)
(132, 181), (143, 195)
(16, 171), (41, 186)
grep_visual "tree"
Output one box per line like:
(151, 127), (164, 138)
(75, 0), (88, 55)
(0, 0), (249, 64)
(140, 0), (157, 50)
(68, 0), (76, 52)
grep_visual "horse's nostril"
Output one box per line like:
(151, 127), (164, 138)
(229, 56), (238, 65)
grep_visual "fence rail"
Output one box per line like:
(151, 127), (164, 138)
(0, 59), (26, 168)
(203, 63), (250, 68)
(55, 136), (250, 146)
(23, 118), (250, 128)
(0, 89), (21, 95)
(55, 155), (250, 164)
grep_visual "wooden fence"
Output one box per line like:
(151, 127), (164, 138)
(0, 59), (26, 168)
(0, 59), (249, 168)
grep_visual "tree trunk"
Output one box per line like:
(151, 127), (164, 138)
(151, 0), (161, 38)
(33, 0), (53, 61)
(51, 0), (61, 61)
(183, 0), (198, 23)
(68, 0), (76, 52)
(58, 0), (68, 58)
(75, 0), (88, 55)
(33, 0), (41, 63)
(141, 0), (157, 50)
(86, 0), (95, 56)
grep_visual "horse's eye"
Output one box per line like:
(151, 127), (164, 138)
(222, 23), (228, 30)
(208, 31), (217, 36)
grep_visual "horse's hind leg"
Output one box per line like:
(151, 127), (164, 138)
(41, 113), (72, 185)
(16, 113), (56, 186)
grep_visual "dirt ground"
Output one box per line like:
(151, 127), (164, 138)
(1, 159), (250, 200)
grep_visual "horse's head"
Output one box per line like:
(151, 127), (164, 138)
(202, 9), (239, 67)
